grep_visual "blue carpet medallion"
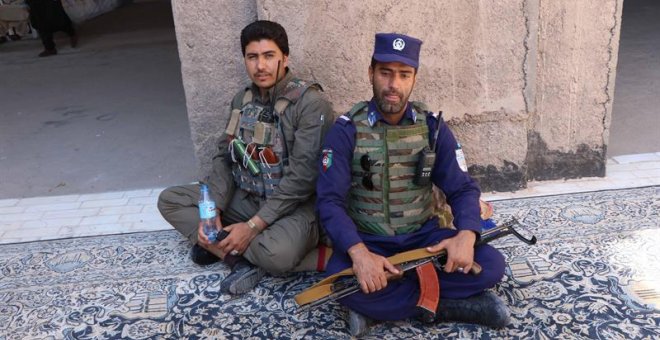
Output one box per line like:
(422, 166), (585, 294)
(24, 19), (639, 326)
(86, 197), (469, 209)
(1, 186), (658, 339)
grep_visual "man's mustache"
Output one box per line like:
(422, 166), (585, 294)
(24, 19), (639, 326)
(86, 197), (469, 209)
(382, 90), (403, 99)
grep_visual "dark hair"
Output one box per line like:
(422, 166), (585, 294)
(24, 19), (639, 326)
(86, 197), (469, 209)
(240, 20), (289, 56)
(370, 57), (418, 74)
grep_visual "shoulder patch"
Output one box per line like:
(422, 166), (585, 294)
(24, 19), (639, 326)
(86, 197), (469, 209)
(322, 148), (333, 172)
(336, 115), (352, 126)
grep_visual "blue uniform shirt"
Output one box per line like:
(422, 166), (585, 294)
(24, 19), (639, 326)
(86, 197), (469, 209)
(316, 98), (483, 255)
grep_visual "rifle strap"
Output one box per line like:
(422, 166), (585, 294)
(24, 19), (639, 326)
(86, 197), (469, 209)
(415, 262), (440, 323)
(294, 247), (439, 306)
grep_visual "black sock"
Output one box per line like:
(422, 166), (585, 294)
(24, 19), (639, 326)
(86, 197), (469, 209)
(223, 254), (242, 268)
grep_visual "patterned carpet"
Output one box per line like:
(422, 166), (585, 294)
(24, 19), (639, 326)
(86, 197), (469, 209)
(1, 186), (659, 339)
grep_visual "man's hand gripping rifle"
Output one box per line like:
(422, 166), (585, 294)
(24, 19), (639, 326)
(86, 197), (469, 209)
(295, 218), (537, 313)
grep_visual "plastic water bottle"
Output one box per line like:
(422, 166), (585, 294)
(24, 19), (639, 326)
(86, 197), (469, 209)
(199, 183), (218, 242)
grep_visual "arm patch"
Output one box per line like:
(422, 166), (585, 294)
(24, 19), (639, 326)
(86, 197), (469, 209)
(336, 115), (352, 126)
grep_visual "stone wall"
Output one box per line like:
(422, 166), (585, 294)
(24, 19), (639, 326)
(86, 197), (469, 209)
(171, 0), (257, 180)
(172, 0), (623, 192)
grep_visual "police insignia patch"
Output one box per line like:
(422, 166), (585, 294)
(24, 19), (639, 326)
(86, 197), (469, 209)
(367, 111), (376, 127)
(322, 149), (333, 172)
(393, 38), (405, 51)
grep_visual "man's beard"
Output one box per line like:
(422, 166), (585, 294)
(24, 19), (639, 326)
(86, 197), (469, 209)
(374, 85), (410, 115)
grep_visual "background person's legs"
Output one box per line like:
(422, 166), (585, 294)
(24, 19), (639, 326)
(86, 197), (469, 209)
(0, 21), (8, 43)
(59, 8), (77, 47)
(37, 29), (56, 56)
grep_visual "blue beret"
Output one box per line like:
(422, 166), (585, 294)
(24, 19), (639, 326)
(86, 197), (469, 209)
(372, 33), (422, 69)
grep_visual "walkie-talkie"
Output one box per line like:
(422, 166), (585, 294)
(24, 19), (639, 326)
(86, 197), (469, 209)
(414, 147), (435, 186)
(413, 114), (440, 186)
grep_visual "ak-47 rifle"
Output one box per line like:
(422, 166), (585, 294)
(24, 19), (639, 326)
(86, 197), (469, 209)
(295, 218), (537, 313)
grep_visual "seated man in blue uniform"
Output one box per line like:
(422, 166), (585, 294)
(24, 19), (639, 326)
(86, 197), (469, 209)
(316, 33), (509, 336)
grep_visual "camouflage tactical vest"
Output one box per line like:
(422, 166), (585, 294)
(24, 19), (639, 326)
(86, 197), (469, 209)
(347, 102), (434, 236)
(225, 78), (318, 198)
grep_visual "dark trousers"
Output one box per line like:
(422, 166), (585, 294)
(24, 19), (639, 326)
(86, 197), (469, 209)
(39, 23), (75, 50)
(27, 0), (75, 50)
(326, 223), (506, 321)
(158, 184), (320, 275)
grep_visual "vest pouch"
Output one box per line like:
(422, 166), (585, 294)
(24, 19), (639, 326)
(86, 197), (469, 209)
(260, 160), (283, 198)
(225, 109), (241, 136)
(253, 121), (275, 145)
(232, 165), (266, 197)
(232, 144), (284, 198)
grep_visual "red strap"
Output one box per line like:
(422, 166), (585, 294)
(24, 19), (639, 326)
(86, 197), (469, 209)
(316, 245), (327, 271)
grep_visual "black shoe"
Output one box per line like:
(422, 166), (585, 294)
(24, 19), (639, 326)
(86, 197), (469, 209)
(436, 291), (510, 328)
(38, 49), (57, 57)
(220, 259), (265, 295)
(190, 244), (220, 265)
(348, 309), (372, 337)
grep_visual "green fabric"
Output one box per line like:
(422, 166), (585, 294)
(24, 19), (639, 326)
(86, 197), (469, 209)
(386, 167), (415, 176)
(354, 139), (384, 147)
(351, 164), (385, 174)
(389, 188), (429, 199)
(388, 179), (416, 190)
(389, 201), (431, 212)
(348, 200), (384, 210)
(355, 222), (391, 236)
(387, 154), (420, 163)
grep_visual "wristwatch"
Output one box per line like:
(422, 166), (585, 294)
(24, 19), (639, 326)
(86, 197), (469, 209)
(247, 219), (258, 231)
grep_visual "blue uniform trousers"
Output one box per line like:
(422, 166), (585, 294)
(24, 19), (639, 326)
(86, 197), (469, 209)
(325, 220), (505, 321)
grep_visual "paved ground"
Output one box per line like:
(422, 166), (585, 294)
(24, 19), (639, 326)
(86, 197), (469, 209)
(609, 0), (660, 156)
(0, 0), (197, 199)
(1, 153), (659, 245)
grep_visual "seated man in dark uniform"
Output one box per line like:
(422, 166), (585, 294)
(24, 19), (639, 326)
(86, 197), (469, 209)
(316, 33), (509, 336)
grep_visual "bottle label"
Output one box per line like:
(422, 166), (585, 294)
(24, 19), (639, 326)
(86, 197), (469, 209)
(455, 148), (468, 172)
(199, 201), (217, 219)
